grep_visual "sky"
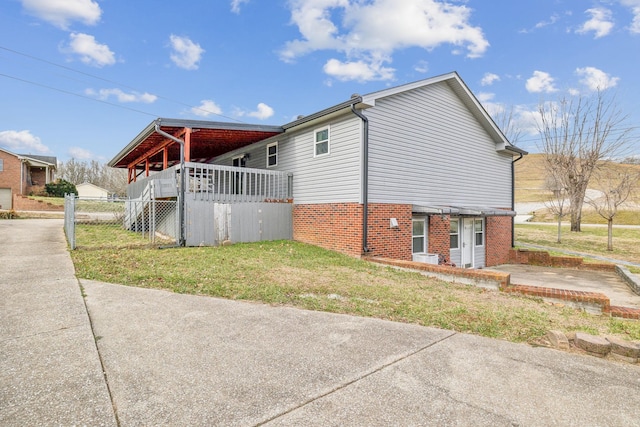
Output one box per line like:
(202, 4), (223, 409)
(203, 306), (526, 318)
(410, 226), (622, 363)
(1, 0), (639, 163)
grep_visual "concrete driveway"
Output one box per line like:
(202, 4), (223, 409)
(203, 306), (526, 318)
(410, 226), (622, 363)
(490, 264), (640, 309)
(2, 219), (640, 426)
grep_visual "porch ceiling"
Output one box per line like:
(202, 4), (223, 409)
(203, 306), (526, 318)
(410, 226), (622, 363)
(109, 119), (283, 171)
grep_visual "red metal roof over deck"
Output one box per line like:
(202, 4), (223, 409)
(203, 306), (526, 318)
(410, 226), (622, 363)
(109, 119), (283, 174)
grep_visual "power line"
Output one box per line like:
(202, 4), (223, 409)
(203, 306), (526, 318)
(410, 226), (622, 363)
(0, 45), (244, 123)
(0, 72), (158, 117)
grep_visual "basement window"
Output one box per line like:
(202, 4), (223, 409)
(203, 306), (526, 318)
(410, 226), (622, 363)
(475, 218), (484, 246)
(450, 219), (459, 249)
(412, 218), (427, 253)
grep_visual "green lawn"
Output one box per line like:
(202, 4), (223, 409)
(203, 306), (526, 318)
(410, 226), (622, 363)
(71, 238), (640, 344)
(515, 223), (640, 265)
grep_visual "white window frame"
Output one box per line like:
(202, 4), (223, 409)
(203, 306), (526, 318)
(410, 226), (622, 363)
(266, 142), (278, 168)
(449, 219), (459, 250)
(314, 126), (330, 157)
(412, 218), (427, 254)
(474, 218), (484, 247)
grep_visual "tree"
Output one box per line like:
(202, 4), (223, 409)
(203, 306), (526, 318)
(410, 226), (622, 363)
(585, 163), (639, 250)
(45, 179), (77, 197)
(492, 105), (523, 145)
(57, 159), (127, 196)
(537, 90), (634, 232)
(544, 171), (569, 243)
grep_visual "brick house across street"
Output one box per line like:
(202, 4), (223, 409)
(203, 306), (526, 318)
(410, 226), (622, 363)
(109, 72), (526, 268)
(0, 147), (57, 210)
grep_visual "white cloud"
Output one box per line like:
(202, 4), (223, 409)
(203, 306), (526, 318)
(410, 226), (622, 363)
(68, 147), (93, 159)
(280, 0), (488, 82)
(620, 0), (640, 33)
(413, 60), (429, 74)
(0, 130), (50, 154)
(526, 71), (557, 93)
(576, 7), (614, 38)
(21, 0), (101, 29)
(236, 103), (275, 120)
(575, 66), (619, 91)
(169, 35), (205, 70)
(63, 33), (115, 67)
(476, 92), (495, 103)
(323, 58), (395, 82)
(191, 100), (223, 117)
(481, 72), (500, 86)
(85, 88), (157, 103)
(231, 0), (250, 13)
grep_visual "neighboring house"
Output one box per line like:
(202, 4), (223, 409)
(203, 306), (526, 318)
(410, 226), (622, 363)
(109, 72), (526, 268)
(0, 147), (57, 210)
(77, 182), (110, 199)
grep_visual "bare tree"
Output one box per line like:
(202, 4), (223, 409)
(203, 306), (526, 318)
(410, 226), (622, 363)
(492, 105), (523, 145)
(585, 163), (640, 250)
(544, 171), (569, 243)
(537, 90), (634, 232)
(57, 159), (127, 196)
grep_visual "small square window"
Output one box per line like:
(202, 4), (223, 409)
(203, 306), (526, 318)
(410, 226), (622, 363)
(266, 142), (278, 167)
(314, 127), (329, 157)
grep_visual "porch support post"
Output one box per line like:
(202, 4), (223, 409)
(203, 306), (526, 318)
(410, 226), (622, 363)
(184, 128), (192, 162)
(145, 158), (150, 177)
(163, 147), (168, 169)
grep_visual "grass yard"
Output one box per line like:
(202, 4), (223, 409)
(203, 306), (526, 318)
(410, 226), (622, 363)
(515, 223), (640, 265)
(71, 239), (640, 344)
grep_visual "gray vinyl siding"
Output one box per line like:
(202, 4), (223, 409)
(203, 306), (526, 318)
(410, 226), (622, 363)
(211, 114), (362, 204)
(275, 115), (362, 204)
(366, 81), (512, 207)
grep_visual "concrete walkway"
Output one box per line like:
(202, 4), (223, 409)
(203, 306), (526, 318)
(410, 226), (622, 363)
(2, 219), (640, 426)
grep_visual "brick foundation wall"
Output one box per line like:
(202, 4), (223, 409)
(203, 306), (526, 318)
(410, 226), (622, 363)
(485, 216), (513, 267)
(13, 194), (64, 211)
(428, 215), (451, 264)
(293, 203), (363, 257)
(366, 203), (412, 260)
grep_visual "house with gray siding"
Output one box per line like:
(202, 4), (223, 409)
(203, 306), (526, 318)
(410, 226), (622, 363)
(109, 71), (526, 268)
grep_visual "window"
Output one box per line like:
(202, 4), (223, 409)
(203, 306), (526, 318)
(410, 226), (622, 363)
(0, 159), (3, 172)
(412, 218), (426, 253)
(266, 142), (278, 167)
(474, 218), (484, 246)
(449, 219), (459, 249)
(314, 127), (329, 157)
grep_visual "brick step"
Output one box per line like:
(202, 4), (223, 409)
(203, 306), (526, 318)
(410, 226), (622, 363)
(609, 306), (640, 320)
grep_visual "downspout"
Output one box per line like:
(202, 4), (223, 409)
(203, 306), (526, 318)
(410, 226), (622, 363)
(351, 103), (370, 253)
(511, 152), (524, 247)
(154, 119), (186, 247)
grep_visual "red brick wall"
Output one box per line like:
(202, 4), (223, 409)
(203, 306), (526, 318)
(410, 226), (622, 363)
(293, 202), (412, 259)
(0, 152), (24, 209)
(366, 203), (412, 260)
(485, 216), (513, 266)
(428, 214), (451, 264)
(293, 203), (363, 257)
(293, 203), (515, 266)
